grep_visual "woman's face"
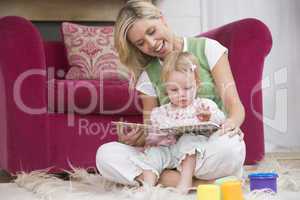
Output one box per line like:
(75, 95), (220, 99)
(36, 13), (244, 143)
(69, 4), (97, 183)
(127, 18), (174, 59)
(165, 71), (197, 108)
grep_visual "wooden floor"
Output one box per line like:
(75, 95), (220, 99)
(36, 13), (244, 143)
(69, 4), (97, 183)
(245, 152), (300, 170)
(1, 152), (300, 183)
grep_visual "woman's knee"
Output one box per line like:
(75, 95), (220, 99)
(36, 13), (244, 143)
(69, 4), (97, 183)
(97, 142), (117, 159)
(216, 135), (246, 162)
(194, 137), (245, 179)
(95, 142), (142, 185)
(96, 142), (129, 171)
(220, 139), (246, 177)
(204, 134), (246, 170)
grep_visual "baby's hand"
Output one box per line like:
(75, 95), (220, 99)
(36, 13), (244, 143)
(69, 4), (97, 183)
(145, 127), (176, 147)
(196, 103), (211, 122)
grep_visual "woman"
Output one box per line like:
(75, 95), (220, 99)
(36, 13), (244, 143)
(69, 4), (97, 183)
(96, 0), (245, 188)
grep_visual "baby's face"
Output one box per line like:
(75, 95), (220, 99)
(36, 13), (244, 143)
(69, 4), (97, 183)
(165, 71), (197, 108)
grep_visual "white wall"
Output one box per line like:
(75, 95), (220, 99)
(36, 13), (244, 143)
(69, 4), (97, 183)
(157, 0), (201, 36)
(158, 0), (300, 151)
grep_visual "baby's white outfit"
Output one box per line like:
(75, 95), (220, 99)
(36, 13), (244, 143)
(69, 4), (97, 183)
(96, 99), (245, 186)
(130, 98), (226, 179)
(150, 97), (225, 129)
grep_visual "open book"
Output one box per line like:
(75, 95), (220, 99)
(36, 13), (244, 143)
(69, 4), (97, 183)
(112, 121), (220, 137)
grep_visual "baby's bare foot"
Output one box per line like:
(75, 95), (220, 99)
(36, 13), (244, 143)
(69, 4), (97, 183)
(176, 182), (193, 194)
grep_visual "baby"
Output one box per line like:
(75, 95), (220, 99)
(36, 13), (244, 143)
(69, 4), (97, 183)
(133, 51), (226, 193)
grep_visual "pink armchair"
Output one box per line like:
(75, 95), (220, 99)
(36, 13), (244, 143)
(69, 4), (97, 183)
(0, 16), (272, 173)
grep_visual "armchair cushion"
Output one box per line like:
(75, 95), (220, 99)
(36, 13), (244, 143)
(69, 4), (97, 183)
(61, 22), (128, 80)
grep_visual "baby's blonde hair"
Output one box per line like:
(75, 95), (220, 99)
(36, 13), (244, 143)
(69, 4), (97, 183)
(114, 0), (161, 83)
(161, 51), (201, 86)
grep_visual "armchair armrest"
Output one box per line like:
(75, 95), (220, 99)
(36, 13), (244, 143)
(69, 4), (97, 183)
(0, 16), (48, 172)
(199, 18), (273, 164)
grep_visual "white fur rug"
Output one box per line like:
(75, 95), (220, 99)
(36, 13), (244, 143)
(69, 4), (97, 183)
(13, 157), (300, 200)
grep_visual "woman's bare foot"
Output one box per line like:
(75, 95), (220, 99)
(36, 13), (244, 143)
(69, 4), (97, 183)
(135, 170), (158, 187)
(158, 170), (181, 187)
(143, 170), (158, 186)
(158, 169), (215, 188)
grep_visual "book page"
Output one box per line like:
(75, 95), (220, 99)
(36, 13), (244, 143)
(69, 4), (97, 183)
(112, 121), (220, 137)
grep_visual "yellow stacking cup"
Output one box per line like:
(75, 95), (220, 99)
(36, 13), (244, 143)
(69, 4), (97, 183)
(197, 184), (221, 200)
(220, 181), (244, 200)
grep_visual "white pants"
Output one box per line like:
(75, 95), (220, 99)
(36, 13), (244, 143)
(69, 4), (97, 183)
(96, 131), (246, 186)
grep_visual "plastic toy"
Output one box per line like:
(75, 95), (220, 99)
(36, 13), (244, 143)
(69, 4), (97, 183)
(221, 181), (244, 200)
(197, 184), (221, 200)
(248, 172), (279, 192)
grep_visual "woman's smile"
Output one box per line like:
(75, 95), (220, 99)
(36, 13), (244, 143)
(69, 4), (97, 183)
(154, 40), (167, 57)
(127, 18), (173, 59)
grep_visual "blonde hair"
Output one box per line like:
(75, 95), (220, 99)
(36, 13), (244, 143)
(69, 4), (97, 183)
(114, 0), (161, 83)
(161, 51), (201, 86)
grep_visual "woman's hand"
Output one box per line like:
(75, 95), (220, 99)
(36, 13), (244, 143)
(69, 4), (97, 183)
(219, 118), (244, 141)
(118, 127), (145, 146)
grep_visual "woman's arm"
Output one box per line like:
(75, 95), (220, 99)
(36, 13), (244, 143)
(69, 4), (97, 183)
(135, 93), (159, 146)
(118, 92), (158, 146)
(211, 53), (245, 131)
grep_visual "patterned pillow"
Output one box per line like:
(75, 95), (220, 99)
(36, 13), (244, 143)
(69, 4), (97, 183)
(62, 22), (128, 80)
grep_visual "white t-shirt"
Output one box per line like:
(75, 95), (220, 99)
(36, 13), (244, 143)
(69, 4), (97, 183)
(136, 37), (228, 97)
